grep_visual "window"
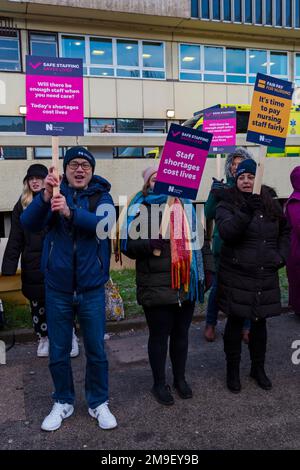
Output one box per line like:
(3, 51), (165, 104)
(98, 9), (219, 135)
(295, 54), (300, 86)
(90, 37), (113, 77)
(191, 0), (199, 17)
(265, 0), (273, 25)
(34, 147), (64, 159)
(245, 0), (253, 24)
(117, 147), (144, 158)
(201, 0), (210, 19)
(117, 39), (139, 77)
(60, 35), (165, 79)
(142, 41), (165, 79)
(179, 44), (288, 84)
(270, 51), (288, 78)
(249, 49), (267, 81)
(143, 120), (167, 133)
(255, 0), (262, 24)
(84, 118), (89, 134)
(93, 118), (167, 158)
(180, 43), (201, 80)
(192, 0), (299, 28)
(0, 32), (21, 71)
(226, 48), (246, 83)
(1, 147), (26, 160)
(212, 0), (221, 20)
(234, 0), (242, 22)
(90, 118), (115, 133)
(296, 0), (300, 28)
(0, 214), (4, 238)
(86, 118), (166, 136)
(116, 119), (143, 133)
(0, 116), (24, 131)
(275, 0), (282, 26)
(29, 33), (58, 57)
(223, 0), (231, 21)
(285, 0), (292, 27)
(61, 35), (86, 74)
(204, 46), (224, 81)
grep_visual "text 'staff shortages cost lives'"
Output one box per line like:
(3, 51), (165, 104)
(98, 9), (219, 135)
(154, 123), (213, 200)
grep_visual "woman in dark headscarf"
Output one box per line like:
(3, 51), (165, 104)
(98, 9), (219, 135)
(285, 166), (300, 316)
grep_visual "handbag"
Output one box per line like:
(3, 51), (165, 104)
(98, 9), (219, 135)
(105, 278), (125, 321)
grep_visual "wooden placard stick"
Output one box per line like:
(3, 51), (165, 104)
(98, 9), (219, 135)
(253, 145), (267, 195)
(216, 153), (221, 180)
(153, 196), (175, 257)
(51, 136), (60, 197)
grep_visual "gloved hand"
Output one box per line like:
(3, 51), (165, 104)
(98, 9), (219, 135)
(211, 177), (225, 191)
(246, 194), (263, 212)
(150, 235), (166, 252)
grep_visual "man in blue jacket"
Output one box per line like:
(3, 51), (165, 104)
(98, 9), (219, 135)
(21, 146), (117, 431)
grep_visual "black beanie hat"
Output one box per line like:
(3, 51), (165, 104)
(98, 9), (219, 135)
(23, 164), (48, 183)
(63, 146), (95, 173)
(236, 159), (257, 180)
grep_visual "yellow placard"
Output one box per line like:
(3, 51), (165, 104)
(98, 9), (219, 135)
(248, 91), (291, 139)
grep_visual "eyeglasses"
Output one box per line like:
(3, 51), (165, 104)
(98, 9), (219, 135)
(68, 161), (92, 171)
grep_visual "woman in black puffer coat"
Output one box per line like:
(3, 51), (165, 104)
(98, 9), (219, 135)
(215, 159), (290, 393)
(1, 164), (49, 356)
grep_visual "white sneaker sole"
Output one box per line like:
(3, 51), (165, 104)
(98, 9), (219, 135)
(88, 408), (117, 430)
(41, 406), (74, 432)
(37, 352), (49, 358)
(70, 350), (79, 358)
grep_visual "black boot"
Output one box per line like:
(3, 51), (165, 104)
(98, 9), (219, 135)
(223, 317), (243, 394)
(151, 384), (174, 406)
(250, 364), (272, 390)
(173, 379), (193, 399)
(226, 363), (241, 393)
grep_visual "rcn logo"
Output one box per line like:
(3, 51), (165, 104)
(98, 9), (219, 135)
(46, 123), (53, 131)
(259, 135), (265, 142)
(168, 185), (175, 192)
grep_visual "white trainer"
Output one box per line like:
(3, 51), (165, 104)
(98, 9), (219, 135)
(104, 333), (110, 340)
(70, 329), (79, 358)
(41, 402), (74, 431)
(37, 337), (49, 357)
(88, 401), (117, 430)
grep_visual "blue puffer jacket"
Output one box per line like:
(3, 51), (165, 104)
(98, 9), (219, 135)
(20, 175), (114, 294)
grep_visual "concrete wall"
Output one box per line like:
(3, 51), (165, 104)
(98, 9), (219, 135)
(16, 0), (190, 18)
(1, 154), (299, 213)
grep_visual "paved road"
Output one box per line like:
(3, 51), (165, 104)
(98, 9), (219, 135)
(0, 313), (299, 450)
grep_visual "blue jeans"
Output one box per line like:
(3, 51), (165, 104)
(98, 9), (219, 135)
(205, 274), (251, 331)
(46, 286), (108, 409)
(206, 274), (219, 327)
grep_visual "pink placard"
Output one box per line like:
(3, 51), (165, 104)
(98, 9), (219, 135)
(203, 107), (236, 154)
(26, 75), (83, 123)
(154, 124), (213, 200)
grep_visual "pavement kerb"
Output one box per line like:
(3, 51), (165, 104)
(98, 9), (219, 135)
(0, 310), (209, 344)
(0, 307), (290, 344)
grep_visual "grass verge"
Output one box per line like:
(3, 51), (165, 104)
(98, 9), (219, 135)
(1, 267), (289, 331)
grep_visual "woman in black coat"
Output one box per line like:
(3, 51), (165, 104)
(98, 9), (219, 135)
(120, 166), (214, 406)
(2, 164), (49, 356)
(215, 159), (290, 393)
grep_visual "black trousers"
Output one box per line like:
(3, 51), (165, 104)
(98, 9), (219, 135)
(223, 315), (267, 365)
(143, 301), (194, 386)
(29, 299), (48, 338)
